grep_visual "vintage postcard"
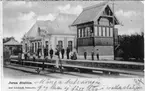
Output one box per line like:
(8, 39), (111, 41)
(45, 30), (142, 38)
(1, 0), (144, 91)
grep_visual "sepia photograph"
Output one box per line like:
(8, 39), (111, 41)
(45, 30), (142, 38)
(2, 0), (144, 80)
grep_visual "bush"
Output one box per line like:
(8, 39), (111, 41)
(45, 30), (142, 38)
(117, 32), (144, 62)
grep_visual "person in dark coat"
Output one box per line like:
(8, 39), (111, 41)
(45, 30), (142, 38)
(44, 48), (46, 58)
(49, 48), (53, 59)
(24, 52), (27, 60)
(91, 50), (94, 60)
(66, 47), (70, 59)
(96, 49), (99, 60)
(44, 48), (48, 58)
(61, 48), (65, 59)
(84, 51), (87, 60)
(18, 53), (21, 64)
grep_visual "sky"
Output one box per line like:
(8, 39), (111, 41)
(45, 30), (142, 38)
(3, 1), (144, 42)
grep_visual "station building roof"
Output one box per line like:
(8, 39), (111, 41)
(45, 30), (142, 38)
(72, 1), (120, 26)
(25, 13), (77, 38)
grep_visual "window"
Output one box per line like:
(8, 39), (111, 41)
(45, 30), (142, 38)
(103, 27), (106, 36)
(106, 27), (109, 37)
(86, 28), (88, 37)
(90, 27), (94, 37)
(99, 27), (102, 36)
(82, 28), (84, 37)
(80, 29), (82, 37)
(101, 27), (103, 36)
(105, 28), (107, 36)
(32, 43), (34, 53)
(88, 27), (90, 37)
(83, 28), (85, 37)
(95, 27), (97, 36)
(35, 42), (37, 52)
(38, 42), (40, 49)
(85, 28), (87, 37)
(78, 29), (80, 38)
(110, 28), (113, 37)
(97, 27), (99, 36)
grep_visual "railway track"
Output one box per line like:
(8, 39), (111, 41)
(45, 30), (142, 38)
(9, 58), (144, 76)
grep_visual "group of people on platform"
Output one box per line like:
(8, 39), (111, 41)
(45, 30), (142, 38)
(84, 49), (99, 60)
(13, 46), (100, 73)
(54, 47), (77, 60)
(19, 46), (77, 61)
(18, 47), (100, 64)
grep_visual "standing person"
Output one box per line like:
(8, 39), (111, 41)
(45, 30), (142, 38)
(27, 51), (30, 59)
(66, 47), (70, 59)
(91, 50), (94, 60)
(24, 52), (27, 60)
(96, 49), (99, 60)
(37, 49), (41, 58)
(33, 53), (36, 61)
(18, 53), (21, 64)
(61, 48), (65, 59)
(49, 48), (53, 59)
(21, 52), (25, 65)
(84, 51), (87, 60)
(44, 48), (46, 58)
(55, 47), (59, 69)
(38, 51), (41, 58)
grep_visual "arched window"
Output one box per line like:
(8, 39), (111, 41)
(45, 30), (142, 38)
(38, 42), (40, 49)
(32, 43), (34, 53)
(35, 42), (37, 53)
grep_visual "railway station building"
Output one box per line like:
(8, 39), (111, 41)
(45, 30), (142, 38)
(72, 2), (120, 59)
(22, 19), (76, 57)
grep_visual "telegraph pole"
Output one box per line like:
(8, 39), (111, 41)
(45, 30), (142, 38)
(112, 0), (115, 60)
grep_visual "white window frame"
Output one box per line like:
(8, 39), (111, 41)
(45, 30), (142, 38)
(110, 28), (113, 37)
(78, 29), (80, 38)
(106, 27), (110, 37)
(82, 28), (84, 37)
(95, 27), (98, 36)
(99, 27), (102, 36)
(103, 27), (106, 37)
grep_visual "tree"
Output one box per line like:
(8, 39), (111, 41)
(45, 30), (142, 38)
(117, 32), (144, 62)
